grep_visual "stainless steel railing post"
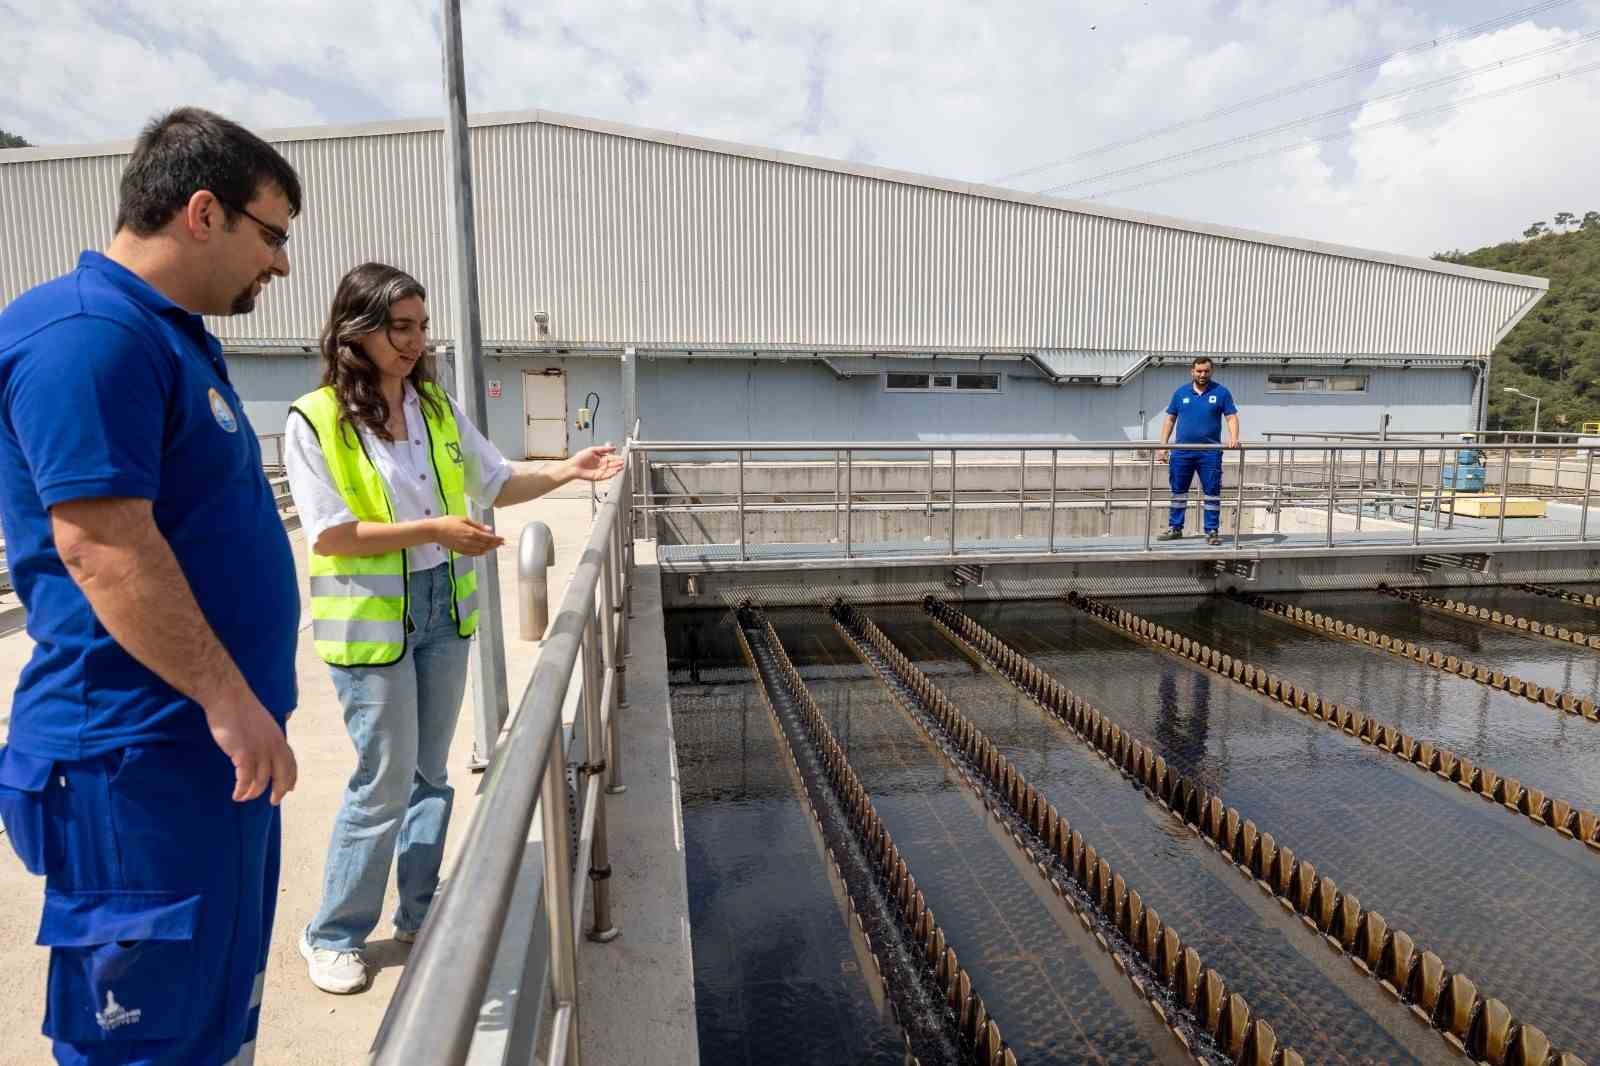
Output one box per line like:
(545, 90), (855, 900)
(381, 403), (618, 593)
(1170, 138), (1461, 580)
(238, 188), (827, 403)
(844, 449), (853, 558)
(1048, 448), (1058, 553)
(1103, 448), (1115, 535)
(1143, 450), (1156, 550)
(542, 714), (581, 1066)
(736, 449), (747, 562)
(1324, 449), (1335, 548)
(601, 523), (626, 794)
(949, 449), (959, 557)
(1497, 445), (1512, 542)
(1354, 446), (1366, 531)
(926, 449), (936, 540)
(1430, 446), (1445, 531)
(833, 450), (842, 543)
(1411, 449), (1426, 545)
(1581, 449), (1595, 541)
(581, 605), (619, 943)
(1232, 446), (1246, 549)
(1017, 450), (1028, 539)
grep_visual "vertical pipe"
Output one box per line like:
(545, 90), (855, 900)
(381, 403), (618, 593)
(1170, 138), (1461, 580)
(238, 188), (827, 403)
(1143, 450), (1156, 550)
(1231, 446), (1246, 549)
(442, 0), (508, 768)
(1354, 446), (1367, 532)
(844, 450), (853, 558)
(1497, 445), (1512, 543)
(833, 450), (842, 544)
(1430, 444), (1445, 531)
(1411, 448), (1426, 546)
(1324, 449), (1335, 548)
(1581, 449), (1594, 541)
(583, 601), (619, 941)
(1048, 448), (1059, 554)
(949, 449), (959, 558)
(1274, 448), (1285, 533)
(1103, 448), (1116, 535)
(541, 719), (581, 1066)
(736, 449), (746, 562)
(1017, 449), (1028, 539)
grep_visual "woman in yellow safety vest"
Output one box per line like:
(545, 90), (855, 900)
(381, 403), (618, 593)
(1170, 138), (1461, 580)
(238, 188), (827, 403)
(284, 262), (621, 995)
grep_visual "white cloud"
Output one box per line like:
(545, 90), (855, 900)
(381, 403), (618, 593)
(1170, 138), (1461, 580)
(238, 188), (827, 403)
(2, 0), (1596, 256)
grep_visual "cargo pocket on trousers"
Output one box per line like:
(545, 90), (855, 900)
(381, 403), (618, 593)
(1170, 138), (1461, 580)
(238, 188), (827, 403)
(37, 889), (201, 1043)
(0, 746), (54, 875)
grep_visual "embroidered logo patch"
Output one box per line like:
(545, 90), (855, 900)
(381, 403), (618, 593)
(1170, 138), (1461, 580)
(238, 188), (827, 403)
(96, 990), (142, 1032)
(209, 388), (238, 433)
(1208, 394), (1218, 404)
(445, 441), (464, 464)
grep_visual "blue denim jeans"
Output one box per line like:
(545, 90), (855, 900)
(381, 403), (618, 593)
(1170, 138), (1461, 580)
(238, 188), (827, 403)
(307, 563), (470, 951)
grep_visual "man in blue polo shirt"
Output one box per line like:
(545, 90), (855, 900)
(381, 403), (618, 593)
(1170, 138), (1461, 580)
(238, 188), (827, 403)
(0, 108), (302, 1065)
(1155, 357), (1240, 546)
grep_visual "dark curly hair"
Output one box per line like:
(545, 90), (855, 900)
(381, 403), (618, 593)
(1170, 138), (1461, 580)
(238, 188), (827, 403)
(319, 262), (445, 442)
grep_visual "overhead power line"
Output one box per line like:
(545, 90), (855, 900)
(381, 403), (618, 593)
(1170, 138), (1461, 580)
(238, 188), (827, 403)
(1070, 57), (1600, 202)
(1040, 27), (1600, 194)
(989, 0), (1575, 185)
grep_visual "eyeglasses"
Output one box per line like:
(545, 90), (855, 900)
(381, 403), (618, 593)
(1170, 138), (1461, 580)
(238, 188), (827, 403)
(215, 196), (290, 251)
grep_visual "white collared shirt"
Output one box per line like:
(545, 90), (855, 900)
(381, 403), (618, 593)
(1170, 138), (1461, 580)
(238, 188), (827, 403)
(285, 383), (514, 572)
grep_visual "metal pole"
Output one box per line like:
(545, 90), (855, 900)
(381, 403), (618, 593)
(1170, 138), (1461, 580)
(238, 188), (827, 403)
(1430, 444), (1445, 531)
(1018, 450), (1028, 539)
(737, 449), (746, 562)
(926, 450), (936, 540)
(1552, 444), (1564, 513)
(603, 521), (626, 793)
(1231, 446), (1246, 549)
(1047, 448), (1058, 553)
(1497, 445), (1512, 543)
(1411, 449), (1425, 545)
(1103, 448), (1115, 535)
(949, 449), (958, 557)
(1581, 449), (1594, 541)
(541, 720), (582, 1066)
(1274, 447), (1285, 533)
(581, 607), (619, 942)
(833, 450), (842, 543)
(442, 0), (509, 770)
(1324, 449), (1335, 548)
(843, 449), (853, 558)
(1354, 446), (1366, 531)
(1143, 450), (1156, 550)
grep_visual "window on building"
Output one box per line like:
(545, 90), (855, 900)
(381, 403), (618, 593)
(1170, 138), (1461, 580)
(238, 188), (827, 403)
(1267, 374), (1368, 394)
(883, 371), (1002, 393)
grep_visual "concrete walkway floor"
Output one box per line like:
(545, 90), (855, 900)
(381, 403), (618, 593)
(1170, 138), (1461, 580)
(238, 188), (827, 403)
(0, 486), (694, 1066)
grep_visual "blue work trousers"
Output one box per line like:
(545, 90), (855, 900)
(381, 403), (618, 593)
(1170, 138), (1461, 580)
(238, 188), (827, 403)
(0, 738), (281, 1065)
(1168, 450), (1223, 533)
(306, 562), (470, 951)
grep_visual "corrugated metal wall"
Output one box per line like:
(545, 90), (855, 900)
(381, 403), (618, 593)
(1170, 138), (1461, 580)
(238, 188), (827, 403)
(0, 116), (1540, 356)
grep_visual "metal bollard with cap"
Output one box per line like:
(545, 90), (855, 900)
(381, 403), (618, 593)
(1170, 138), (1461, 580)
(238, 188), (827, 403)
(519, 521), (556, 641)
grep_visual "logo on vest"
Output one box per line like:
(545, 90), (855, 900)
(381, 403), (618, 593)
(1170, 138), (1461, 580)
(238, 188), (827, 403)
(445, 441), (464, 465)
(1208, 394), (1218, 404)
(96, 990), (142, 1032)
(209, 388), (239, 433)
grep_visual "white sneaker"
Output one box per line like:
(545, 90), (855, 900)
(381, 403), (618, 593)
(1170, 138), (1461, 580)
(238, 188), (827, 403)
(298, 929), (368, 994)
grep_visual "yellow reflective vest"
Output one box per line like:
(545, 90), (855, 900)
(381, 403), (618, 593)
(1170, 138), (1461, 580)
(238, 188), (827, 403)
(289, 384), (479, 666)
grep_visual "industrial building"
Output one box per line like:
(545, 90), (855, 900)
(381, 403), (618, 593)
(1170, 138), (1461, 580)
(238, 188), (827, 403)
(0, 109), (1549, 458)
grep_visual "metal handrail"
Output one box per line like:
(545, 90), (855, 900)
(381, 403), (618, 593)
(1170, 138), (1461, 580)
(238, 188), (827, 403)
(628, 437), (1600, 558)
(370, 443), (634, 1066)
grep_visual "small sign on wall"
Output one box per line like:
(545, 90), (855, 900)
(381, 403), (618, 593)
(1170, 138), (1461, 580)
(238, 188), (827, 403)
(487, 379), (502, 399)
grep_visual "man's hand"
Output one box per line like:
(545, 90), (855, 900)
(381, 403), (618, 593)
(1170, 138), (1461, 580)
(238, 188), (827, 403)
(566, 445), (625, 483)
(1156, 449), (1170, 463)
(1225, 438), (1240, 449)
(204, 692), (298, 804)
(429, 515), (505, 556)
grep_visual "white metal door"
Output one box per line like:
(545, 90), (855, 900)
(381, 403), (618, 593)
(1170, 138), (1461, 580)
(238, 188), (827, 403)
(522, 369), (568, 458)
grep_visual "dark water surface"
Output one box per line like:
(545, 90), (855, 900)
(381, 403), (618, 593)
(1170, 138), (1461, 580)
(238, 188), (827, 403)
(1434, 585), (1600, 635)
(964, 598), (1600, 1060)
(769, 612), (1177, 1066)
(1286, 589), (1600, 705)
(672, 616), (909, 1066)
(873, 606), (1432, 1066)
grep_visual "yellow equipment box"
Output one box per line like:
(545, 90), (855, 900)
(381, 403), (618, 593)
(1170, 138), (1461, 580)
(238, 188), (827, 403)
(1441, 493), (1546, 518)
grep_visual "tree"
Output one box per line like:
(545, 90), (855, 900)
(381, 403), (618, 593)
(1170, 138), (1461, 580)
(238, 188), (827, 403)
(1583, 211), (1600, 231)
(1554, 211), (1577, 229)
(1524, 221), (1548, 239)
(0, 129), (30, 149)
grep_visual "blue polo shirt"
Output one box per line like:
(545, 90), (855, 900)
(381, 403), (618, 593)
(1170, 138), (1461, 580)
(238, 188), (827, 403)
(0, 252), (299, 760)
(1165, 381), (1237, 444)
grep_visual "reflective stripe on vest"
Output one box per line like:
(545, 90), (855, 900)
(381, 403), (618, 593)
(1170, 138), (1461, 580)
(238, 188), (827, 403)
(290, 383), (479, 667)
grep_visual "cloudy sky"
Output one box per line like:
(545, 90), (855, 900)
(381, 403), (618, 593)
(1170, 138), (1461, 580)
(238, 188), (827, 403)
(4, 0), (1598, 257)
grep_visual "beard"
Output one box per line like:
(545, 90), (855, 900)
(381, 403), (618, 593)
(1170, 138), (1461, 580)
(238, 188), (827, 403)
(228, 275), (267, 315)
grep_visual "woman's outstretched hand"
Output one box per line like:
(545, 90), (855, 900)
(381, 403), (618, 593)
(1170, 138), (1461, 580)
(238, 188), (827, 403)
(567, 445), (625, 483)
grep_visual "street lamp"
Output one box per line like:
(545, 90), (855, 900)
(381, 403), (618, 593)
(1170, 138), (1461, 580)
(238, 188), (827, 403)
(1503, 387), (1541, 438)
